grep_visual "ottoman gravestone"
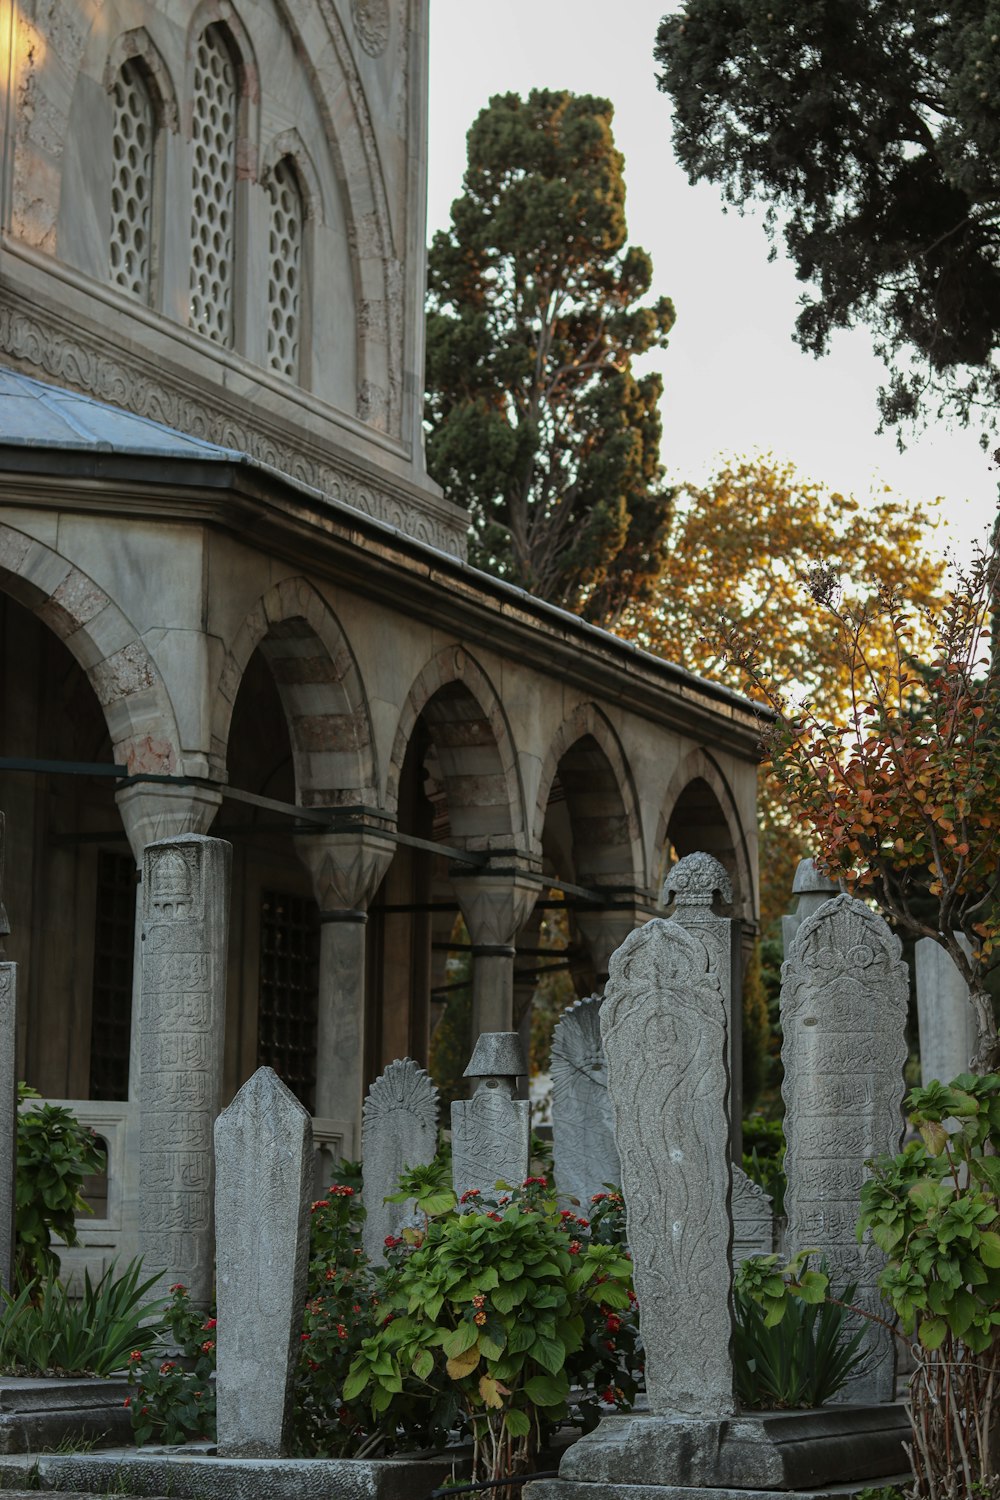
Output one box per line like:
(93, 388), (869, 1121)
(550, 995), (620, 1206)
(214, 1067), (312, 1457)
(782, 893), (908, 1404)
(451, 1032), (530, 1202)
(361, 1057), (438, 1264)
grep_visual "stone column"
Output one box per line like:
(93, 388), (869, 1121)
(451, 1032), (530, 1201)
(663, 854), (744, 1161)
(294, 828), (395, 1155)
(0, 811), (15, 1292)
(916, 935), (978, 1084)
(452, 860), (540, 1039)
(138, 835), (231, 1307)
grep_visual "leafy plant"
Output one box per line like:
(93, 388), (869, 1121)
(858, 1074), (1000, 1496)
(742, 1116), (786, 1217)
(733, 1252), (866, 1409)
(340, 1175), (639, 1492)
(0, 1260), (166, 1376)
(15, 1084), (105, 1284)
(128, 1283), (216, 1446)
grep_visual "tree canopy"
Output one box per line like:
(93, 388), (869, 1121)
(616, 455), (948, 929)
(655, 1), (1000, 433)
(425, 89), (676, 616)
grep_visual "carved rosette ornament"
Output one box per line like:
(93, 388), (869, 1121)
(351, 0), (389, 56)
(662, 852), (733, 911)
(781, 893), (908, 1403)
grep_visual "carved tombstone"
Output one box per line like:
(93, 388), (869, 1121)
(782, 894), (907, 1404)
(602, 918), (734, 1418)
(551, 996), (621, 1206)
(781, 857), (840, 952)
(0, 811), (14, 1292)
(215, 1068), (312, 1457)
(915, 935), (978, 1085)
(138, 835), (231, 1306)
(451, 1032), (530, 1202)
(732, 1165), (774, 1264)
(362, 1058), (438, 1265)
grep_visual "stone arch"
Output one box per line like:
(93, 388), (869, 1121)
(532, 703), (645, 889)
(212, 577), (377, 806)
(184, 0), (261, 166)
(0, 522), (182, 775)
(260, 129), (323, 222)
(386, 647), (525, 845)
(657, 748), (755, 918)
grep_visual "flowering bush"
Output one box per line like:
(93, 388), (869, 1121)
(339, 1174), (639, 1490)
(128, 1284), (216, 1446)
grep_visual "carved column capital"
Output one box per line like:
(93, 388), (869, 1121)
(116, 782), (223, 866)
(451, 857), (542, 949)
(294, 828), (396, 914)
(574, 901), (644, 985)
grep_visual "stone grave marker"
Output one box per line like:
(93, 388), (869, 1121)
(550, 995), (620, 1206)
(138, 835), (230, 1307)
(215, 1066), (312, 1457)
(361, 1058), (438, 1265)
(451, 1032), (530, 1202)
(782, 893), (907, 1404)
(916, 935), (978, 1085)
(732, 1165), (774, 1264)
(602, 914), (734, 1418)
(781, 856), (840, 951)
(0, 811), (14, 1292)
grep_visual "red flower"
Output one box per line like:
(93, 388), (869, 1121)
(301, 1333), (311, 1342)
(202, 1318), (217, 1331)
(169, 1282), (186, 1293)
(522, 1176), (548, 1188)
(568, 1240), (582, 1255)
(337, 1324), (348, 1339)
(486, 1211), (502, 1221)
(201, 1341), (215, 1354)
(604, 1339), (616, 1352)
(123, 1396), (131, 1408)
(460, 1189), (481, 1203)
(606, 1314), (621, 1334)
(474, 1310), (487, 1326)
(160, 1361), (176, 1374)
(601, 1386), (615, 1403)
(128, 1349), (143, 1363)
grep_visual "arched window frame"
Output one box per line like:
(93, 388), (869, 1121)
(259, 132), (322, 388)
(103, 29), (178, 310)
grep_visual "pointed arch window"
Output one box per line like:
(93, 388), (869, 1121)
(109, 60), (157, 302)
(189, 23), (238, 345)
(264, 157), (305, 379)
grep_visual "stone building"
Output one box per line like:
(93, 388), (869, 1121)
(0, 0), (760, 1275)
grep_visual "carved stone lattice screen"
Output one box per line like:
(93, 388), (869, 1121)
(189, 25), (237, 345)
(110, 59), (155, 302)
(265, 159), (303, 379)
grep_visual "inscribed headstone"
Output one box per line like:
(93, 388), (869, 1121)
(781, 857), (840, 952)
(732, 1165), (774, 1264)
(452, 1032), (529, 1202)
(602, 917), (734, 1418)
(551, 996), (620, 1205)
(138, 835), (230, 1306)
(362, 1058), (438, 1264)
(915, 935), (978, 1085)
(782, 893), (907, 1404)
(215, 1067), (311, 1457)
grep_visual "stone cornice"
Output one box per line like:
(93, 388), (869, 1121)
(0, 452), (767, 762)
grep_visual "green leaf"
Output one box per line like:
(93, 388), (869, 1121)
(443, 1321), (479, 1358)
(342, 1366), (369, 1402)
(524, 1371), (570, 1407)
(505, 1408), (531, 1438)
(412, 1348), (434, 1381)
(530, 1333), (566, 1375)
(980, 1231), (1000, 1268)
(919, 1317), (947, 1351)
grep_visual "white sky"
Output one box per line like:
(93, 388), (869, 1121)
(426, 0), (999, 559)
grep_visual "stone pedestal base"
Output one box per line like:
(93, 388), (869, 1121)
(524, 1406), (910, 1496)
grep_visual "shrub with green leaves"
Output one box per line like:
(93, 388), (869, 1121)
(15, 1083), (104, 1285)
(733, 1252), (866, 1409)
(128, 1283), (217, 1446)
(858, 1074), (1000, 1498)
(340, 1175), (639, 1490)
(0, 1260), (166, 1376)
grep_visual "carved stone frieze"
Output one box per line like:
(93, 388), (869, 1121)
(0, 298), (468, 560)
(351, 0), (390, 56)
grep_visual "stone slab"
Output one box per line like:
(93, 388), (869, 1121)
(524, 1480), (911, 1500)
(0, 1377), (131, 1454)
(550, 996), (620, 1207)
(556, 1406), (910, 1490)
(0, 1449), (456, 1499)
(361, 1058), (438, 1266)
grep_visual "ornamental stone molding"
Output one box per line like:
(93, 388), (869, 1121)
(0, 298), (468, 560)
(662, 852), (733, 911)
(351, 0), (390, 56)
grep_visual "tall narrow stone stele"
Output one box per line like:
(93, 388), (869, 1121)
(602, 914), (734, 1418)
(0, 811), (15, 1293)
(782, 893), (907, 1404)
(362, 1058), (438, 1265)
(732, 1166), (774, 1264)
(451, 1032), (530, 1202)
(139, 834), (231, 1306)
(550, 995), (621, 1205)
(215, 1067), (312, 1457)
(915, 935), (978, 1085)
